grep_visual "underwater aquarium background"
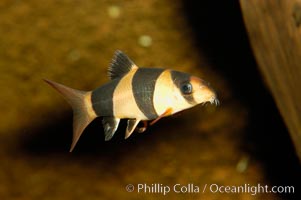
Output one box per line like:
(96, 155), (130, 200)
(0, 0), (299, 199)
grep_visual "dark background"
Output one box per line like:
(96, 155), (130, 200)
(182, 1), (301, 193)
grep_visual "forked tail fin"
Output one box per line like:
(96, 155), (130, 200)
(44, 79), (96, 152)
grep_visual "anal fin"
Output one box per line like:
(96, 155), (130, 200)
(136, 121), (148, 133)
(102, 117), (120, 141)
(125, 119), (140, 139)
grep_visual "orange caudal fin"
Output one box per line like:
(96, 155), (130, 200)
(43, 79), (96, 152)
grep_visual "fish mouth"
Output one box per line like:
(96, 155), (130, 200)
(210, 97), (220, 106)
(200, 97), (220, 106)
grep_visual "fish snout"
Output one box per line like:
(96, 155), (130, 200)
(190, 76), (218, 106)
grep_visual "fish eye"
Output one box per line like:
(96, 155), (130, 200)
(181, 82), (193, 95)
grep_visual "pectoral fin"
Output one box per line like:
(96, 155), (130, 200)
(125, 119), (140, 139)
(102, 117), (120, 141)
(150, 108), (173, 126)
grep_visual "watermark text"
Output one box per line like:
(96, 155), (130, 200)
(125, 183), (294, 196)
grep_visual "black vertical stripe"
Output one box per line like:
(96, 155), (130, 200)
(132, 68), (164, 119)
(170, 70), (197, 104)
(91, 79), (120, 116)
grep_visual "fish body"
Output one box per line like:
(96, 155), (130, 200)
(45, 50), (218, 151)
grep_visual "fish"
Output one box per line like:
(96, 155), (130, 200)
(44, 50), (219, 152)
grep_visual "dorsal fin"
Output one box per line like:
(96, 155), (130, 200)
(108, 50), (138, 80)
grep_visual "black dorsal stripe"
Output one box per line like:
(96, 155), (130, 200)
(132, 68), (164, 120)
(171, 70), (197, 105)
(91, 79), (120, 116)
